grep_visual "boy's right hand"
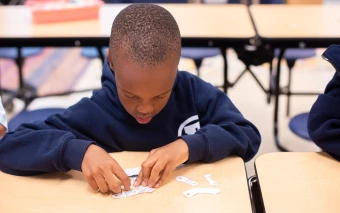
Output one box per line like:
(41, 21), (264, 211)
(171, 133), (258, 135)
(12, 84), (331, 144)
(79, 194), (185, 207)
(81, 145), (131, 193)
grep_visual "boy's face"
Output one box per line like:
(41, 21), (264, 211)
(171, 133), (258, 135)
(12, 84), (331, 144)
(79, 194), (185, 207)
(107, 50), (178, 125)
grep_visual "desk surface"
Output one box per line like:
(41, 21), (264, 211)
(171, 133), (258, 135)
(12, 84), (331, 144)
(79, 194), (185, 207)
(0, 152), (252, 213)
(0, 4), (255, 47)
(255, 152), (340, 213)
(250, 5), (340, 38)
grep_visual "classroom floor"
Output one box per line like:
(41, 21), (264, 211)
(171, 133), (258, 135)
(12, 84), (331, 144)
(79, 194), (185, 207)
(4, 47), (335, 177)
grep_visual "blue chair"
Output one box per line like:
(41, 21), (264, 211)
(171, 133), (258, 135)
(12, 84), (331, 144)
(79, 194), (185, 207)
(288, 112), (311, 141)
(270, 48), (316, 152)
(272, 49), (316, 116)
(8, 108), (65, 132)
(180, 48), (221, 77)
(0, 48), (42, 59)
(256, 0), (317, 152)
(0, 47), (43, 110)
(262, 1), (317, 116)
(81, 47), (107, 64)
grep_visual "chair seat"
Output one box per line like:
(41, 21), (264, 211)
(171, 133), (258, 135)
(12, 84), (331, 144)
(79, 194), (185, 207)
(0, 47), (43, 59)
(288, 112), (312, 141)
(8, 108), (65, 132)
(275, 48), (316, 60)
(81, 47), (108, 59)
(181, 48), (220, 60)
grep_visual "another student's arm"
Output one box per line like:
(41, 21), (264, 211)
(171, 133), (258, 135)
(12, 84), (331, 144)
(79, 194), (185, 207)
(308, 73), (340, 160)
(0, 95), (130, 193)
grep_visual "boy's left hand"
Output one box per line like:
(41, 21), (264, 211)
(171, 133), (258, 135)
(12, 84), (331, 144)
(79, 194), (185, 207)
(134, 139), (189, 188)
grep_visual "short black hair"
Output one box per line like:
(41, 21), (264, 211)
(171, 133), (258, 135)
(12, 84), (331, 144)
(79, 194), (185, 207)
(109, 4), (181, 67)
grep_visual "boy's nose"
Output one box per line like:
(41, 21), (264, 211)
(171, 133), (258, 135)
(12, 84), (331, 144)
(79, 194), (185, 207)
(137, 101), (154, 115)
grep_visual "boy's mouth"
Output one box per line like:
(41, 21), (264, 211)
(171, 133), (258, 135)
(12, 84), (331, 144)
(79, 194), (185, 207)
(136, 116), (152, 124)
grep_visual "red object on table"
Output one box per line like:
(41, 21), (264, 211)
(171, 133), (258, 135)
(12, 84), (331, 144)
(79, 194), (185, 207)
(25, 0), (104, 24)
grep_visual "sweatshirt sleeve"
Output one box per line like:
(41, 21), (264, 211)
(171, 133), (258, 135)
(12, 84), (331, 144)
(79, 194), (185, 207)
(180, 78), (261, 163)
(0, 94), (122, 176)
(308, 73), (340, 161)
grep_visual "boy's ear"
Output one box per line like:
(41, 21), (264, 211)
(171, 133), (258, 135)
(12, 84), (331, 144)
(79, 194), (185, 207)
(105, 48), (115, 71)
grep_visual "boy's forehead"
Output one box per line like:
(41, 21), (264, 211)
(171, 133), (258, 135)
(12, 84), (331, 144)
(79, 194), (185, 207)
(114, 59), (177, 97)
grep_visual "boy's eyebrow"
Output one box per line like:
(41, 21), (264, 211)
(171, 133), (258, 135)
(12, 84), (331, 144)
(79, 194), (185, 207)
(118, 85), (172, 97)
(155, 89), (172, 97)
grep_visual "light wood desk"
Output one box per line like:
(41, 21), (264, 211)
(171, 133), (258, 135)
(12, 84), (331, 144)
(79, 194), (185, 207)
(0, 4), (255, 47)
(255, 152), (340, 213)
(250, 4), (340, 47)
(0, 152), (252, 213)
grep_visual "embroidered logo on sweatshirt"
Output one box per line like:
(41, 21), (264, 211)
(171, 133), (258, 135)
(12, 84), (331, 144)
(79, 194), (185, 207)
(178, 115), (201, 136)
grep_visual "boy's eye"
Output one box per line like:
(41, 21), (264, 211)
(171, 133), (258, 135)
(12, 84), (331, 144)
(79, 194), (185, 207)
(154, 96), (166, 100)
(125, 94), (138, 99)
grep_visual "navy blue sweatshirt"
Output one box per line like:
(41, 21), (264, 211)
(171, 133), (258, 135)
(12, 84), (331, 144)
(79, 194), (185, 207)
(308, 45), (340, 161)
(0, 61), (261, 175)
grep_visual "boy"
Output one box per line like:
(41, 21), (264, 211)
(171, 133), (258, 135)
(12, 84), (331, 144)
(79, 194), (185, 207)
(308, 44), (340, 161)
(0, 4), (261, 194)
(0, 96), (7, 138)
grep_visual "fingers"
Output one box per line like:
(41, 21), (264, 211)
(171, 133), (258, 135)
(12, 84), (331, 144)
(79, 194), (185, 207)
(94, 175), (109, 193)
(85, 176), (99, 191)
(148, 160), (167, 187)
(155, 164), (173, 188)
(134, 151), (157, 187)
(111, 162), (131, 191)
(141, 156), (157, 186)
(104, 171), (122, 194)
(81, 147), (134, 194)
(134, 171), (143, 187)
